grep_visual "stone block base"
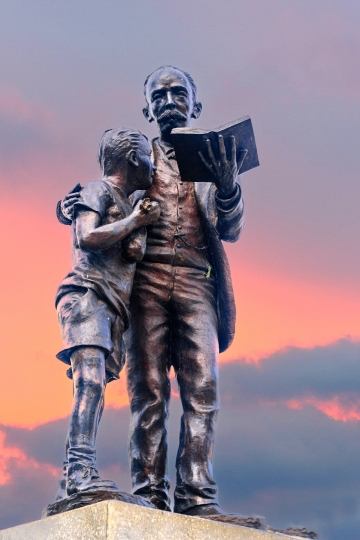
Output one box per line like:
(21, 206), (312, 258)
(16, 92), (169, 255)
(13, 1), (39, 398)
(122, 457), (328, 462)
(0, 500), (309, 539)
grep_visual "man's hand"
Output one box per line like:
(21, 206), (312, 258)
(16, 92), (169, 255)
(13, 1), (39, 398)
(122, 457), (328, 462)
(199, 135), (247, 198)
(60, 184), (82, 221)
(133, 199), (161, 227)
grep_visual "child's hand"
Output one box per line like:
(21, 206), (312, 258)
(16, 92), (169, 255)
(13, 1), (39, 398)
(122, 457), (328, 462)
(133, 199), (161, 226)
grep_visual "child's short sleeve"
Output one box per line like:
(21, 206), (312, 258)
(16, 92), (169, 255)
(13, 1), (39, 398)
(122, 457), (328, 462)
(73, 181), (110, 220)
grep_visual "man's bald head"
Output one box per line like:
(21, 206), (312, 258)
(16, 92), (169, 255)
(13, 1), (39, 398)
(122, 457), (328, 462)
(144, 65), (197, 103)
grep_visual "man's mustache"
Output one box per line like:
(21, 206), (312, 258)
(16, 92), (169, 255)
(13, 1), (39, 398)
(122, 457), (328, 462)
(157, 109), (187, 123)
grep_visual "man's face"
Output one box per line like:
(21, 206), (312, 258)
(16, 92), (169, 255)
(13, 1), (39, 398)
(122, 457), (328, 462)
(144, 67), (201, 137)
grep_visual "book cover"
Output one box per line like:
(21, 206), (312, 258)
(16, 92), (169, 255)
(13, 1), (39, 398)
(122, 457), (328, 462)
(171, 116), (259, 182)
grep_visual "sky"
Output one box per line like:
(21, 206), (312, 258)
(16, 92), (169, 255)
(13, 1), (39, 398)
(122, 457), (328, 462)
(0, 0), (359, 538)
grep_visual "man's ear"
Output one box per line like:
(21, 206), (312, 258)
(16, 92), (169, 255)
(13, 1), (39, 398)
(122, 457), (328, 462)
(142, 106), (154, 123)
(191, 101), (202, 119)
(126, 149), (139, 167)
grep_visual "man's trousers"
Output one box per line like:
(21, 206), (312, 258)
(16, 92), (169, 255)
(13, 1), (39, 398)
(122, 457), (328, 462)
(126, 262), (220, 513)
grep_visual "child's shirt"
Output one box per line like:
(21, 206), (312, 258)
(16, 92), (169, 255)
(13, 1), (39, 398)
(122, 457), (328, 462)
(56, 180), (143, 329)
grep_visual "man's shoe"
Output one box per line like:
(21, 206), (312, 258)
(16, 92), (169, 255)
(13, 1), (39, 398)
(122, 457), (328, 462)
(67, 463), (119, 496)
(181, 504), (225, 516)
(181, 505), (267, 531)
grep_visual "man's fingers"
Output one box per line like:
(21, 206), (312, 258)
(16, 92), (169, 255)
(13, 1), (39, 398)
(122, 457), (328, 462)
(218, 135), (227, 167)
(199, 151), (216, 176)
(205, 139), (218, 170)
(231, 136), (237, 167)
(63, 196), (80, 208)
(69, 183), (82, 194)
(64, 193), (80, 202)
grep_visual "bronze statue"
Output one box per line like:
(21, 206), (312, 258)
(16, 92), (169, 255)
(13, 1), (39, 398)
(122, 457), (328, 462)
(55, 128), (160, 498)
(58, 66), (246, 516)
(52, 68), (321, 540)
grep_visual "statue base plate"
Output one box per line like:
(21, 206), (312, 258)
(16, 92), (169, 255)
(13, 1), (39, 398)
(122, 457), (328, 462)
(42, 489), (155, 518)
(0, 500), (316, 539)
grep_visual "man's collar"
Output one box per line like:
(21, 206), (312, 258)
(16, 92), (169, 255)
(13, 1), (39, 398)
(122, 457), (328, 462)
(157, 138), (176, 160)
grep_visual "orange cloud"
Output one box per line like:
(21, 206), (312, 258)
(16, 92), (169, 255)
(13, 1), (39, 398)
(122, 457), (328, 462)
(222, 257), (360, 363)
(0, 193), (358, 427)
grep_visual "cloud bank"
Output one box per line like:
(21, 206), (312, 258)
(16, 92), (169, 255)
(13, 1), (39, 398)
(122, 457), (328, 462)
(0, 338), (359, 539)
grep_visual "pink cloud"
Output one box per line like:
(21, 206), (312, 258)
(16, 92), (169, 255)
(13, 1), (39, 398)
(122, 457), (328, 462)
(0, 431), (59, 485)
(285, 396), (360, 423)
(0, 85), (54, 124)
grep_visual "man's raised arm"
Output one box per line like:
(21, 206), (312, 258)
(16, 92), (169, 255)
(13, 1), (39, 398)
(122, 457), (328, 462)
(56, 184), (82, 225)
(199, 135), (246, 242)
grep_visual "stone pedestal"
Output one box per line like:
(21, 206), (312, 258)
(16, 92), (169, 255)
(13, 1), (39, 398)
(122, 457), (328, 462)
(0, 500), (306, 539)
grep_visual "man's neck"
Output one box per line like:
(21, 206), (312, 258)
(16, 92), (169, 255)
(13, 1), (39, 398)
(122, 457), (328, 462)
(159, 137), (174, 151)
(159, 131), (174, 148)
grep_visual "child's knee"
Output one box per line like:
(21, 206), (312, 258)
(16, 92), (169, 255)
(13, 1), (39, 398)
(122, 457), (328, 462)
(73, 373), (105, 403)
(71, 346), (106, 388)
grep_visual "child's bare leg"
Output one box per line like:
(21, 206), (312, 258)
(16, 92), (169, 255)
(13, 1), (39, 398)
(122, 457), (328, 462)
(69, 346), (106, 457)
(55, 369), (109, 500)
(66, 346), (118, 495)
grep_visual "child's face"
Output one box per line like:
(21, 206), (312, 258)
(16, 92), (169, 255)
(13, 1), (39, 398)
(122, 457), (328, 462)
(132, 138), (155, 191)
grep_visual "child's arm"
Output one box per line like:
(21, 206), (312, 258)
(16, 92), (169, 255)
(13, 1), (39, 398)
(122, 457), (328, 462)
(76, 199), (160, 252)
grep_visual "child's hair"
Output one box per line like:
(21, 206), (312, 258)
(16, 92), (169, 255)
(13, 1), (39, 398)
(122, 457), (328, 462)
(98, 127), (148, 176)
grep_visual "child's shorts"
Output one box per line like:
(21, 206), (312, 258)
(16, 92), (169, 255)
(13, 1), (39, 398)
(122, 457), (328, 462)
(56, 288), (125, 381)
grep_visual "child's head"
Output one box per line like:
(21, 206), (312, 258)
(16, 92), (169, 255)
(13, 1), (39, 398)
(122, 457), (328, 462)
(98, 128), (155, 192)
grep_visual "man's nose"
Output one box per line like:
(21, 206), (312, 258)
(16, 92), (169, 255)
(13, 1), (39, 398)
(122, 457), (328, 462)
(165, 91), (175, 107)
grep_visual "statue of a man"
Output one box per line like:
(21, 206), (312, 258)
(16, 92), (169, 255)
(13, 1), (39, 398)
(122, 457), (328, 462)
(59, 65), (245, 516)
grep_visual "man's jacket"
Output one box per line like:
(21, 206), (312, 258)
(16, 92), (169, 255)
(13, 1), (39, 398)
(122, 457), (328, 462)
(131, 140), (245, 353)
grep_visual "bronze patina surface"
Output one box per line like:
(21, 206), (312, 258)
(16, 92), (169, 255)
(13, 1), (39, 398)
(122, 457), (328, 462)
(53, 128), (160, 505)
(58, 66), (246, 516)
(53, 64), (315, 538)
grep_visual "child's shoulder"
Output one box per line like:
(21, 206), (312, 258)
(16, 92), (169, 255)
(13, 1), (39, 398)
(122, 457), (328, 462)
(82, 179), (108, 193)
(76, 180), (113, 218)
(81, 179), (114, 201)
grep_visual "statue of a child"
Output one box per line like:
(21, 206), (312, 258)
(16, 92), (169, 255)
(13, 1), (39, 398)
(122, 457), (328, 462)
(54, 127), (160, 498)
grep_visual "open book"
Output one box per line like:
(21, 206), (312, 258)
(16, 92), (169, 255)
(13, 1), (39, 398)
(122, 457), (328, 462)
(171, 116), (259, 182)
